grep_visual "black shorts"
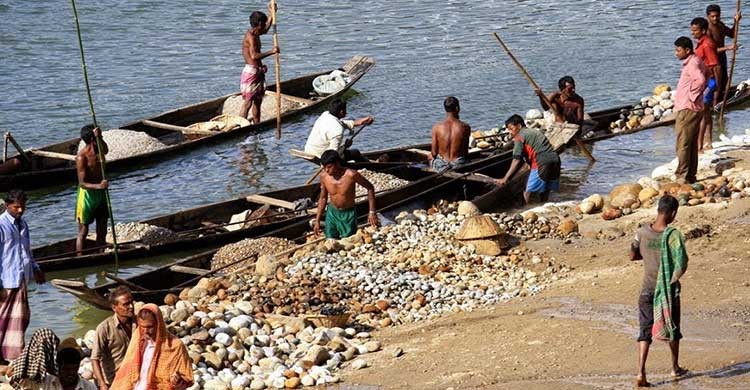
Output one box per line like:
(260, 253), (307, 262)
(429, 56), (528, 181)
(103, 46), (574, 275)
(638, 292), (682, 343)
(537, 160), (561, 182)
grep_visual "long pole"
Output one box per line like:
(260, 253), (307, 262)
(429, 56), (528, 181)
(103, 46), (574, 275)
(491, 32), (595, 162)
(70, 0), (120, 272)
(719, 0), (741, 124)
(271, 0), (282, 139)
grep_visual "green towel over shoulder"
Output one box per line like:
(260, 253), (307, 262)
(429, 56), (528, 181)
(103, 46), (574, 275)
(652, 226), (688, 341)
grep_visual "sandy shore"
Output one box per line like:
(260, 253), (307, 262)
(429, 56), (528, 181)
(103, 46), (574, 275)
(340, 152), (750, 389)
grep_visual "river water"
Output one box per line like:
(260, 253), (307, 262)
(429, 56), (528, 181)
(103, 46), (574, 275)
(1, 1), (749, 337)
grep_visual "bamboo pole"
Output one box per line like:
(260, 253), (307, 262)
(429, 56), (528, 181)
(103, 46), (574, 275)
(491, 32), (595, 162)
(719, 0), (741, 124)
(70, 0), (120, 272)
(271, 0), (282, 139)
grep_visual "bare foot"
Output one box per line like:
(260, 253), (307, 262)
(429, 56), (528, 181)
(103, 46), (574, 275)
(635, 376), (651, 387)
(672, 367), (689, 378)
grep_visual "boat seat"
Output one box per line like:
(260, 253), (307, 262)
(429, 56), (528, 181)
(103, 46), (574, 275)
(289, 149), (319, 164)
(169, 265), (208, 276)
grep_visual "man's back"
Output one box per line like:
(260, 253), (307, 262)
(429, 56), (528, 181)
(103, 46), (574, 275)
(431, 118), (470, 162)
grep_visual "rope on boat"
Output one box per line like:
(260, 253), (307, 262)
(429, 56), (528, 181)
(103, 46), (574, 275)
(70, 0), (120, 273)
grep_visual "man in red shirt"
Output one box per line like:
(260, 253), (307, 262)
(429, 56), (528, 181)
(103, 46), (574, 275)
(691, 17), (720, 152)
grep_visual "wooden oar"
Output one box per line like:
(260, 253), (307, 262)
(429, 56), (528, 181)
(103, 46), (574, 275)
(271, 0), (282, 139)
(491, 32), (595, 162)
(304, 123), (370, 184)
(719, 0), (741, 125)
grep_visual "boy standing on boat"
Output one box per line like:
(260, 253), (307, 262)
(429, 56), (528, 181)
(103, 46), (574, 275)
(673, 36), (707, 184)
(239, 2), (279, 124)
(629, 195), (689, 387)
(0, 190), (45, 372)
(75, 125), (109, 256)
(313, 150), (377, 239)
(706, 4), (741, 104)
(495, 114), (560, 204)
(429, 96), (470, 173)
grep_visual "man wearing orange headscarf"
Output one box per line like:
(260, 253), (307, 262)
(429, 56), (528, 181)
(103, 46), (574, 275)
(110, 304), (193, 390)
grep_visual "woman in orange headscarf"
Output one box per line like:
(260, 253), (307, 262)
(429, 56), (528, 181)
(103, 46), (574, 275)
(110, 304), (193, 390)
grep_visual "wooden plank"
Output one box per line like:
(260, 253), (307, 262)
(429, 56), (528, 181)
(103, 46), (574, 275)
(246, 194), (297, 209)
(30, 149), (77, 161)
(142, 120), (216, 136)
(406, 148), (432, 157)
(289, 149), (319, 163)
(169, 265), (208, 276)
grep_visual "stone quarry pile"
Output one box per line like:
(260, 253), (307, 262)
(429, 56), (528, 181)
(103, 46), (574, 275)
(599, 84), (676, 136)
(356, 169), (410, 198)
(78, 129), (167, 160)
(105, 222), (178, 246)
(468, 128), (514, 151)
(211, 237), (295, 272)
(221, 94), (305, 123)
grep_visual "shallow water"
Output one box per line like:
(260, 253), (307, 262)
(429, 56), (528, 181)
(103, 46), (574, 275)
(2, 1), (750, 336)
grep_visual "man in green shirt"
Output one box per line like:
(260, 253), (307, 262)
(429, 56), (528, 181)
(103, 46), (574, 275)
(495, 114), (560, 204)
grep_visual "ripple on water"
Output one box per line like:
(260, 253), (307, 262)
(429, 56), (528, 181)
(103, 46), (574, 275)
(2, 0), (749, 336)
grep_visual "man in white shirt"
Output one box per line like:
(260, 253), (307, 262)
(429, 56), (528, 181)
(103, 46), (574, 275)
(304, 98), (374, 162)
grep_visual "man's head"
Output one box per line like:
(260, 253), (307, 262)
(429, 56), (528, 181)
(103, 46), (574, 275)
(443, 96), (460, 114)
(4, 189), (27, 219)
(137, 308), (157, 341)
(249, 11), (268, 33)
(328, 98), (347, 118)
(80, 124), (96, 144)
(58, 346), (83, 387)
(706, 4), (721, 25)
(320, 150), (343, 176)
(109, 286), (134, 319)
(657, 194), (679, 224)
(504, 114), (525, 136)
(691, 17), (709, 39)
(674, 36), (694, 60)
(558, 76), (576, 95)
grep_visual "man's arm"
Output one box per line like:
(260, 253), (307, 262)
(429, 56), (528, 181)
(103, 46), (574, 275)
(246, 35), (279, 61)
(430, 125), (438, 160)
(263, 1), (276, 33)
(313, 182), (328, 236)
(629, 236), (643, 261)
(91, 359), (109, 390)
(76, 156), (107, 190)
(496, 158), (522, 186)
(326, 126), (345, 155)
(576, 97), (585, 124)
(353, 171), (378, 227)
(91, 327), (110, 390)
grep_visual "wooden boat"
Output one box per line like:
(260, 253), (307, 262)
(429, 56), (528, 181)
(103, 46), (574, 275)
(0, 56), (375, 192)
(52, 145), (532, 308)
(582, 82), (750, 144)
(37, 139), (517, 272)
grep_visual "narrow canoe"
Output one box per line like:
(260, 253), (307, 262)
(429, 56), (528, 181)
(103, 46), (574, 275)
(583, 82), (750, 144)
(0, 56), (375, 192)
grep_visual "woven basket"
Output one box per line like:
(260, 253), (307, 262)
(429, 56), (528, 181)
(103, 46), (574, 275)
(210, 114), (251, 131)
(304, 313), (351, 328)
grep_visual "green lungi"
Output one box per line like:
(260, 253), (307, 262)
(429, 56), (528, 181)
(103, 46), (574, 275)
(325, 204), (357, 239)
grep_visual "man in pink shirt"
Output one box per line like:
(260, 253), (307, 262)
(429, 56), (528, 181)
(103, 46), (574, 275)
(673, 36), (707, 184)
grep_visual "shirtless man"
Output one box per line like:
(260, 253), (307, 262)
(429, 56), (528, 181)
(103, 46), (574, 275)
(313, 150), (377, 239)
(76, 125), (109, 256)
(706, 4), (741, 103)
(430, 96), (470, 173)
(538, 76), (585, 125)
(239, 2), (279, 124)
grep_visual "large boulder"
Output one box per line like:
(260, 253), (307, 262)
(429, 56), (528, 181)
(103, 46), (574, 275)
(609, 183), (643, 208)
